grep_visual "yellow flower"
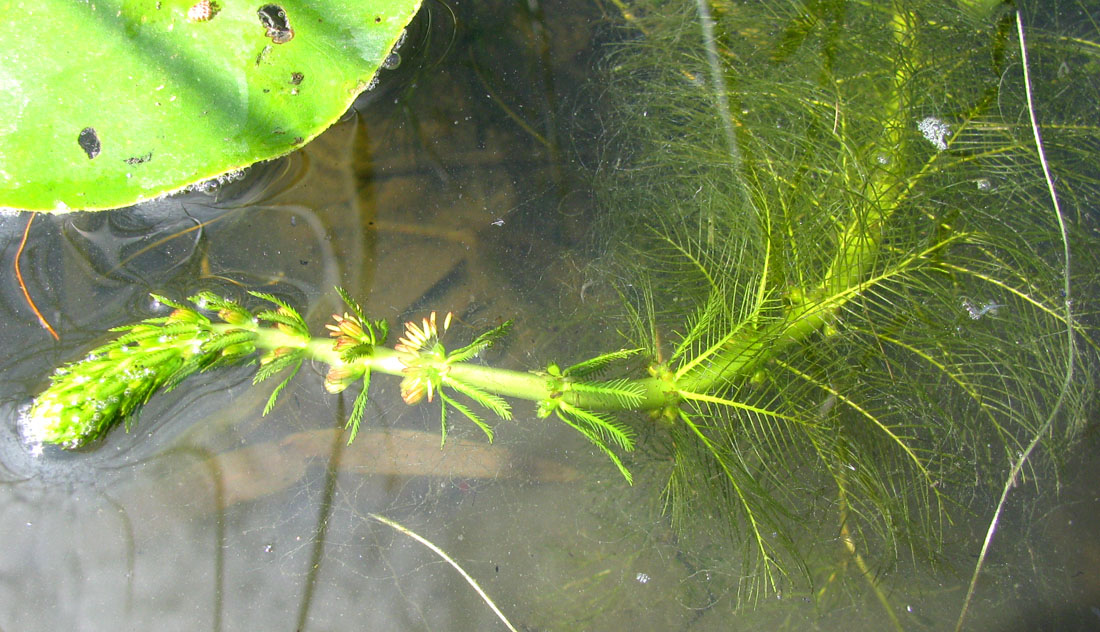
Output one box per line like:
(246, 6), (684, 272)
(394, 311), (453, 406)
(325, 312), (365, 340)
(394, 311), (452, 354)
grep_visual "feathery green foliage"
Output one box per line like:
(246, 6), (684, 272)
(446, 320), (513, 363)
(592, 0), (1099, 605)
(560, 348), (642, 378)
(27, 294), (257, 447)
(552, 403), (635, 484)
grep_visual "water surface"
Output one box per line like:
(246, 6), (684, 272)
(1, 1), (1098, 631)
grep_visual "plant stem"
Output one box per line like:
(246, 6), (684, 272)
(674, 5), (916, 397)
(233, 322), (682, 413)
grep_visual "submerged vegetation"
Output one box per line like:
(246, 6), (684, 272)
(590, 0), (1099, 617)
(25, 0), (1100, 625)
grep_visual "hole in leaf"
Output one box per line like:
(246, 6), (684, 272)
(258, 4), (293, 44)
(78, 127), (101, 159)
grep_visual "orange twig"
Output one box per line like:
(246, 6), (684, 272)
(14, 213), (59, 340)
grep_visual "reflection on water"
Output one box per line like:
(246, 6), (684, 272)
(1, 0), (1098, 630)
(0, 1), (612, 629)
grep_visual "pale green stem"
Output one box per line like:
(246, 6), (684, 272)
(224, 323), (681, 413)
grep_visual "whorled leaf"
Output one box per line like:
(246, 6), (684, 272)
(25, 305), (257, 447)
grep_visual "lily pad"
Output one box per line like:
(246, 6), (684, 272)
(0, 0), (421, 212)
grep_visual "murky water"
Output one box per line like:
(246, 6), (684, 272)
(1, 1), (1098, 630)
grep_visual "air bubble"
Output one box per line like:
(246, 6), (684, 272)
(382, 52), (401, 70)
(962, 297), (1003, 320)
(917, 116), (949, 151)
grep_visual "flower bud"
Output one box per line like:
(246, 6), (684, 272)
(399, 375), (427, 404)
(324, 364), (363, 394)
(259, 346), (295, 365)
(218, 307), (253, 326)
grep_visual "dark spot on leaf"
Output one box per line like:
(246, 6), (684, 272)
(258, 4), (293, 44)
(78, 127), (100, 159)
(374, 16), (381, 23)
(124, 152), (152, 165)
(255, 45), (272, 66)
(290, 72), (304, 85)
(292, 136), (304, 145)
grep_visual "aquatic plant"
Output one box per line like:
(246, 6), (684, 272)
(588, 0), (1099, 617)
(25, 0), (1100, 625)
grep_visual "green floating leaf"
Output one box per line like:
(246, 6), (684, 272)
(0, 0), (422, 212)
